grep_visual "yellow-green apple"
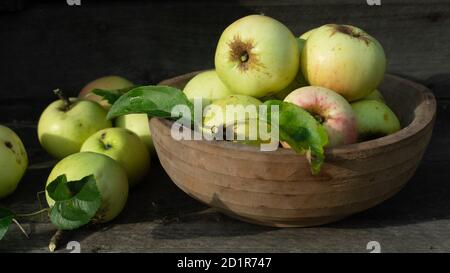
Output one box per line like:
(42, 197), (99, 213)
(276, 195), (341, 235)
(362, 89), (385, 103)
(301, 24), (386, 101)
(299, 28), (317, 40)
(202, 95), (266, 142)
(214, 15), (299, 98)
(80, 128), (150, 187)
(273, 28), (317, 100)
(0, 125), (28, 199)
(37, 93), (112, 159)
(115, 114), (154, 153)
(183, 70), (234, 106)
(284, 86), (358, 147)
(79, 75), (133, 109)
(46, 152), (128, 223)
(351, 100), (400, 141)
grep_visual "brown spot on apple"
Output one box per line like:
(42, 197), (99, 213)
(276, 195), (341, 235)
(228, 35), (266, 73)
(4, 141), (13, 149)
(329, 24), (371, 46)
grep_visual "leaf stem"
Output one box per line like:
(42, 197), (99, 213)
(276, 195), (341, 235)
(53, 88), (72, 111)
(15, 208), (49, 218)
(12, 218), (30, 239)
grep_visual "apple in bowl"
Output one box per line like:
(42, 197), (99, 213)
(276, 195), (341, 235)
(215, 15), (300, 98)
(283, 86), (358, 147)
(301, 24), (386, 101)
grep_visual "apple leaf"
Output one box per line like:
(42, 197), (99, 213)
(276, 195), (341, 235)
(107, 85), (193, 120)
(46, 174), (102, 230)
(91, 86), (137, 105)
(0, 207), (14, 240)
(263, 100), (328, 174)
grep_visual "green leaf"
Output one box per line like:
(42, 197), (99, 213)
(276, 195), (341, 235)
(263, 100), (328, 174)
(92, 86), (137, 105)
(0, 207), (14, 240)
(107, 85), (193, 120)
(46, 174), (102, 230)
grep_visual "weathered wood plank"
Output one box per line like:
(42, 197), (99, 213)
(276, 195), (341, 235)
(0, 0), (449, 100)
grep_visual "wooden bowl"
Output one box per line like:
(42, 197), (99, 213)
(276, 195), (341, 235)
(151, 71), (436, 227)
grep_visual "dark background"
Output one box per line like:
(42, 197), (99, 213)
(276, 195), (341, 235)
(1, 0), (450, 252)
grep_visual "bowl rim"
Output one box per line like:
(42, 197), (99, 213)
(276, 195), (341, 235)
(156, 72), (437, 156)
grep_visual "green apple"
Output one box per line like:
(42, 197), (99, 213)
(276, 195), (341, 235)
(38, 96), (112, 159)
(0, 125), (28, 199)
(302, 24), (386, 101)
(79, 75), (134, 109)
(46, 152), (128, 223)
(183, 70), (234, 106)
(272, 28), (319, 101)
(203, 95), (266, 142)
(115, 114), (154, 153)
(362, 89), (385, 103)
(351, 100), (401, 141)
(214, 15), (299, 98)
(80, 128), (150, 187)
(299, 28), (317, 40)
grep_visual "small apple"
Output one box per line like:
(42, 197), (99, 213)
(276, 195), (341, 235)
(46, 152), (128, 223)
(215, 15), (300, 98)
(183, 70), (234, 106)
(115, 114), (154, 153)
(80, 128), (150, 187)
(362, 89), (385, 103)
(351, 100), (400, 141)
(202, 95), (265, 141)
(284, 86), (358, 147)
(301, 24), (386, 101)
(38, 90), (112, 159)
(79, 75), (134, 109)
(0, 125), (28, 199)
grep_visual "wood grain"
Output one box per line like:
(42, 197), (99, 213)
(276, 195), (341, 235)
(0, 1), (449, 101)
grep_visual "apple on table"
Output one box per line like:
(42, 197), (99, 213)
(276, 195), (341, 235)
(0, 125), (28, 199)
(46, 152), (129, 223)
(81, 128), (150, 187)
(79, 75), (155, 153)
(37, 89), (112, 159)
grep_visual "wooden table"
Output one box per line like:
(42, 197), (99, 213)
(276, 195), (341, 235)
(0, 0), (449, 253)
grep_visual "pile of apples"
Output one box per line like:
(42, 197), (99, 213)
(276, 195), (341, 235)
(184, 15), (401, 147)
(0, 76), (154, 223)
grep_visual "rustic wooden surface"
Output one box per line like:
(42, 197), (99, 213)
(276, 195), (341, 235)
(0, 0), (450, 252)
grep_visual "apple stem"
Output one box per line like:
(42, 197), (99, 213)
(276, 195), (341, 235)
(53, 88), (72, 110)
(12, 218), (30, 239)
(49, 229), (70, 252)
